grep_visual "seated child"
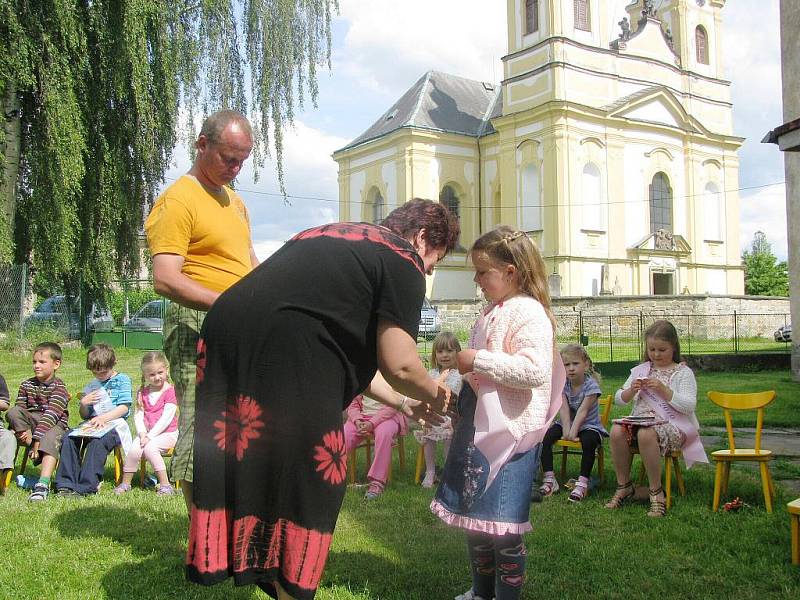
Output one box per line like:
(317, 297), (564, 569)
(539, 344), (606, 502)
(414, 331), (463, 488)
(115, 351), (178, 496)
(54, 343), (132, 496)
(0, 373), (18, 493)
(5, 342), (70, 502)
(344, 394), (407, 500)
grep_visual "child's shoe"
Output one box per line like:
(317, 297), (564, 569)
(364, 480), (385, 500)
(156, 483), (176, 496)
(568, 477), (589, 503)
(455, 589), (494, 600)
(28, 482), (49, 502)
(421, 471), (436, 489)
(113, 483), (131, 495)
(55, 488), (81, 498)
(538, 472), (559, 497)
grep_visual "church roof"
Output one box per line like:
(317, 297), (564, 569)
(337, 70), (502, 152)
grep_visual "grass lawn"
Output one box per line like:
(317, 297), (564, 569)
(1, 347), (800, 598)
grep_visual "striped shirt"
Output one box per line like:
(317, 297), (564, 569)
(15, 377), (70, 440)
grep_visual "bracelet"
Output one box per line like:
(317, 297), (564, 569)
(399, 396), (408, 412)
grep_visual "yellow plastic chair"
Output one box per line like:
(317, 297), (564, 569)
(635, 449), (686, 510)
(347, 435), (405, 484)
(789, 497), (800, 566)
(1, 467), (12, 493)
(555, 394), (613, 484)
(138, 447), (179, 488)
(707, 390), (776, 513)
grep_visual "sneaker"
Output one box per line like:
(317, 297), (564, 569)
(421, 471), (436, 489)
(56, 488), (81, 498)
(156, 484), (176, 496)
(364, 480), (385, 500)
(28, 482), (49, 502)
(455, 589), (494, 600)
(113, 483), (132, 495)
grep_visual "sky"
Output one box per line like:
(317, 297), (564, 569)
(164, 0), (788, 262)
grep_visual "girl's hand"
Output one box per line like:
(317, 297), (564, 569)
(567, 429), (579, 442)
(631, 378), (645, 392)
(643, 378), (670, 398)
(457, 349), (477, 374)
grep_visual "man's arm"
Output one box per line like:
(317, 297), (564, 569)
(152, 253), (220, 311)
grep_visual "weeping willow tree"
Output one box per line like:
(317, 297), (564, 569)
(0, 0), (337, 300)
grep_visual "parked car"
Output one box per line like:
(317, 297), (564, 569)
(774, 324), (792, 343)
(418, 297), (441, 340)
(123, 299), (168, 332)
(24, 295), (114, 338)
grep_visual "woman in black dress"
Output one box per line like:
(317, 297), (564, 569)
(186, 199), (458, 599)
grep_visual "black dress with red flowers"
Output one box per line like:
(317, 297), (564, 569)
(186, 223), (425, 599)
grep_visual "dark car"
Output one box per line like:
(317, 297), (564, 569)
(25, 295), (114, 338)
(418, 297), (441, 340)
(774, 324), (792, 343)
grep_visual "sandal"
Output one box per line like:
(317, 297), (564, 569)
(538, 473), (559, 497)
(604, 481), (635, 509)
(568, 480), (589, 503)
(647, 486), (666, 517)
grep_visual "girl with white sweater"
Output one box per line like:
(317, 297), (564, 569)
(431, 226), (565, 600)
(605, 319), (708, 517)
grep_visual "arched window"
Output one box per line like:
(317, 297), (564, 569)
(695, 25), (709, 64)
(367, 187), (385, 224)
(525, 0), (539, 34)
(703, 182), (722, 240)
(440, 184), (463, 250)
(581, 163), (603, 230)
(520, 163), (541, 232)
(649, 172), (673, 233)
(574, 0), (590, 32)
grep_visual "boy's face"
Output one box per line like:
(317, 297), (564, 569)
(32, 351), (60, 382)
(90, 366), (115, 382)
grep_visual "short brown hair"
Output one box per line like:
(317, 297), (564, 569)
(34, 342), (62, 362)
(199, 109), (253, 144)
(381, 198), (460, 253)
(86, 343), (117, 371)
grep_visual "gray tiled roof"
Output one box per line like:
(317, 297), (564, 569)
(337, 70), (501, 152)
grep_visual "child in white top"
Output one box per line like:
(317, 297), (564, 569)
(415, 331), (463, 488)
(114, 352), (179, 496)
(605, 319), (707, 517)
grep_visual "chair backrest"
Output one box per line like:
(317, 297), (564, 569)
(599, 394), (613, 429)
(706, 390), (776, 453)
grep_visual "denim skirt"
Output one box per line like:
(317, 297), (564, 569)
(434, 384), (541, 527)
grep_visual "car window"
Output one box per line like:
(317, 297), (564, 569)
(141, 302), (161, 319)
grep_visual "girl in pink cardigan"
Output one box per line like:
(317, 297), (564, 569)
(344, 394), (407, 500)
(431, 226), (564, 600)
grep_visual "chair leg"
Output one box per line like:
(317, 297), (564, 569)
(712, 461), (724, 511)
(560, 447), (568, 481)
(759, 462), (773, 513)
(414, 444), (424, 484)
(791, 513), (800, 566)
(139, 458), (147, 488)
(347, 449), (356, 485)
(0, 468), (12, 493)
(114, 446), (123, 486)
(664, 456), (672, 510)
(397, 437), (405, 473)
(766, 463), (775, 498)
(597, 448), (604, 485)
(721, 463), (731, 496)
(673, 456), (686, 496)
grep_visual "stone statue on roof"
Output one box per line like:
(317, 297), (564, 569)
(643, 0), (657, 19)
(618, 17), (631, 41)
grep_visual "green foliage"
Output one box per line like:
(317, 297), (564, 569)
(106, 284), (159, 324)
(742, 231), (789, 296)
(0, 0), (338, 300)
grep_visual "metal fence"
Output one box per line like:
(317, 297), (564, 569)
(0, 264), (28, 333)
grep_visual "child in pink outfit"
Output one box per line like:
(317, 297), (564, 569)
(344, 394), (407, 500)
(115, 352), (178, 496)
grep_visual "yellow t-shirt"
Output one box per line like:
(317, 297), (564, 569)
(145, 175), (254, 293)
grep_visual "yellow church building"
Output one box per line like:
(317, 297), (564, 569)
(333, 0), (744, 300)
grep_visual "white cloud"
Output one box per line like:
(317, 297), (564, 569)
(740, 183), (788, 261)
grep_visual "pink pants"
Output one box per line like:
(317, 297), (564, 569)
(343, 419), (400, 484)
(122, 431), (179, 474)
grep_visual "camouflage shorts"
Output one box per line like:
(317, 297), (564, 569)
(164, 302), (205, 483)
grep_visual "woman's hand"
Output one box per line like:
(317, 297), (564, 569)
(457, 349), (477, 374)
(401, 396), (445, 427)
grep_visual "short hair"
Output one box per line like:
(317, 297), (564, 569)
(199, 109), (253, 145)
(34, 342), (62, 362)
(86, 343), (117, 371)
(381, 198), (460, 254)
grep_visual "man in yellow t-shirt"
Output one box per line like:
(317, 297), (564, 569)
(144, 109), (258, 512)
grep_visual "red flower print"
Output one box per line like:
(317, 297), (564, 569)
(196, 338), (207, 385)
(213, 395), (265, 461)
(313, 430), (347, 485)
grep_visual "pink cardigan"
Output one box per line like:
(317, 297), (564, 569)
(471, 295), (554, 441)
(345, 395), (408, 436)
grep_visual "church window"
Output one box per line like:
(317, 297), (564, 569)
(695, 26), (709, 64)
(649, 172), (673, 233)
(521, 163), (542, 232)
(525, 0), (539, 34)
(440, 184), (463, 250)
(574, 0), (590, 32)
(368, 187), (385, 224)
(581, 163), (604, 231)
(703, 182), (722, 240)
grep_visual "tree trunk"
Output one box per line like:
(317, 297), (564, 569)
(0, 81), (21, 263)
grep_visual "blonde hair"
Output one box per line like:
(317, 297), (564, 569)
(430, 331), (461, 370)
(560, 343), (602, 385)
(140, 351), (169, 388)
(471, 226), (555, 331)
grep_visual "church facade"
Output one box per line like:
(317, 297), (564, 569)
(333, 0), (744, 300)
